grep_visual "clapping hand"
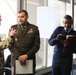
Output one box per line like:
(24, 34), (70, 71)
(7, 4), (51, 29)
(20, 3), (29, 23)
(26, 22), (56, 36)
(9, 28), (18, 37)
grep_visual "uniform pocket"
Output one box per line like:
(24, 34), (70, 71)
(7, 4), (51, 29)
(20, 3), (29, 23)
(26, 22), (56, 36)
(26, 33), (34, 37)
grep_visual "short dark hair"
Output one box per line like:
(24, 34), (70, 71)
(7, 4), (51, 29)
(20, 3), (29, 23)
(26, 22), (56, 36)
(64, 15), (73, 23)
(64, 15), (72, 19)
(18, 10), (28, 16)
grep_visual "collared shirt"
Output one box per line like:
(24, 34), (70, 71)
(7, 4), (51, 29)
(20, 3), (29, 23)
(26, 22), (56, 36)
(64, 27), (72, 33)
(21, 25), (26, 30)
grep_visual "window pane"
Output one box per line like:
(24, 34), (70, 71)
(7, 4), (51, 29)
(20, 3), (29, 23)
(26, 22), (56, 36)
(26, 0), (46, 70)
(47, 0), (66, 67)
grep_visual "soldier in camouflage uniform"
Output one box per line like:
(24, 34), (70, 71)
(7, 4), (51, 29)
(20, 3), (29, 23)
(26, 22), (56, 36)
(0, 36), (13, 75)
(0, 18), (17, 75)
(0, 29), (17, 75)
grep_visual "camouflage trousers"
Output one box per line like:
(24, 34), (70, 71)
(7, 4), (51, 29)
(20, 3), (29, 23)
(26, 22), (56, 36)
(0, 69), (3, 75)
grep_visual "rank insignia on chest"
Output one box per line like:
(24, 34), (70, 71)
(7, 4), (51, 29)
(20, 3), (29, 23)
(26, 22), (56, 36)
(27, 28), (33, 33)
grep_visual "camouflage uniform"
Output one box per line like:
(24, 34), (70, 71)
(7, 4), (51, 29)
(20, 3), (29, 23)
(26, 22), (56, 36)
(0, 36), (13, 75)
(0, 49), (3, 75)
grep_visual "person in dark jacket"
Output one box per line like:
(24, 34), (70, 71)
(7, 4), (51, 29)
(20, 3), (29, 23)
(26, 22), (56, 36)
(9, 10), (40, 75)
(48, 15), (76, 75)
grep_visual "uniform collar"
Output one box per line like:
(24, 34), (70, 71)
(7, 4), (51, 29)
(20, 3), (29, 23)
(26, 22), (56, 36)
(64, 27), (73, 33)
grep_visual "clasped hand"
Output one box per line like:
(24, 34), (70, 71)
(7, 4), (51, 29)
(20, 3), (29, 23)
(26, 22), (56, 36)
(56, 34), (69, 46)
(18, 54), (28, 66)
(56, 34), (64, 40)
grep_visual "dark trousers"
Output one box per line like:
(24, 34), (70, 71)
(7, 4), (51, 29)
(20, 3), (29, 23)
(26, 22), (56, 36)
(52, 54), (72, 75)
(52, 66), (71, 75)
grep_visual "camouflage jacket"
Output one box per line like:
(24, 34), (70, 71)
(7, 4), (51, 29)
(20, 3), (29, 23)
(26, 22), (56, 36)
(0, 36), (13, 69)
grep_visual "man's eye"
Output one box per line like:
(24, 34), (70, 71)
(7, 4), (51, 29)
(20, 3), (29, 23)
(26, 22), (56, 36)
(21, 16), (24, 18)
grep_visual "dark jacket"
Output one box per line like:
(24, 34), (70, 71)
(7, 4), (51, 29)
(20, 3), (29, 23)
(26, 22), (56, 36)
(9, 22), (40, 67)
(48, 26), (76, 74)
(48, 26), (76, 55)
